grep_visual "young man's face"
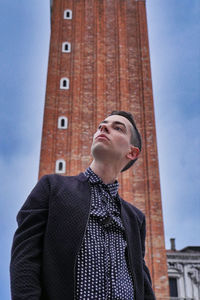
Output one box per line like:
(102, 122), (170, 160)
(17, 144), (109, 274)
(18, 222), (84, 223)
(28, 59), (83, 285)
(91, 115), (137, 164)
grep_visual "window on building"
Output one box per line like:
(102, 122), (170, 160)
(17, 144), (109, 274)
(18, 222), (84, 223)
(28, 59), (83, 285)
(169, 277), (178, 297)
(64, 9), (72, 19)
(62, 42), (71, 53)
(60, 78), (69, 89)
(55, 159), (66, 174)
(58, 116), (68, 129)
(58, 162), (63, 171)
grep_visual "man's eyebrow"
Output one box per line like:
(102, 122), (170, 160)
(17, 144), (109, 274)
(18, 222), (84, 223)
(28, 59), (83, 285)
(100, 120), (108, 125)
(113, 121), (126, 129)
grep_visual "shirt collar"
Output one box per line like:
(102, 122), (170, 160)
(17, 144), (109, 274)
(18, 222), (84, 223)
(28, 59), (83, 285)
(84, 167), (119, 197)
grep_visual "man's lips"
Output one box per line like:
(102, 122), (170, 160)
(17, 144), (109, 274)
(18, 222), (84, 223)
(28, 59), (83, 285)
(95, 134), (109, 141)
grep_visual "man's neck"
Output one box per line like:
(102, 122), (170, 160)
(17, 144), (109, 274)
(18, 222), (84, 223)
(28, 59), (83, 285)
(89, 160), (120, 184)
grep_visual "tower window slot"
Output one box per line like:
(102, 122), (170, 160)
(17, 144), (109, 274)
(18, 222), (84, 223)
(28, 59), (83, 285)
(58, 116), (68, 129)
(60, 78), (69, 89)
(55, 159), (66, 174)
(62, 42), (71, 53)
(64, 9), (72, 20)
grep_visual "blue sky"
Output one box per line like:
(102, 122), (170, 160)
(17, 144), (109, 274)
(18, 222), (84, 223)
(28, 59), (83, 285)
(0, 0), (199, 299)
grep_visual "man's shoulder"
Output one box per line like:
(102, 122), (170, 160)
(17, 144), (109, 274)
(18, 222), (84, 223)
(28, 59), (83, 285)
(39, 172), (87, 184)
(36, 173), (89, 193)
(120, 196), (145, 223)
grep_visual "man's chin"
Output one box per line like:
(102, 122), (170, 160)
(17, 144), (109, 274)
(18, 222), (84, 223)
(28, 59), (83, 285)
(91, 144), (113, 159)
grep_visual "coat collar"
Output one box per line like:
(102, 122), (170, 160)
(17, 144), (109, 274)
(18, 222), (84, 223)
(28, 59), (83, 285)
(76, 172), (89, 182)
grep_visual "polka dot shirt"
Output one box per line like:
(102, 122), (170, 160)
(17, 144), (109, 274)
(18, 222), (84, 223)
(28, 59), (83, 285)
(75, 167), (134, 299)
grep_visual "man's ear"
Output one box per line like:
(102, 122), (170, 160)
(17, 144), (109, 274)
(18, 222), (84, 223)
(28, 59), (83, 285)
(126, 145), (140, 161)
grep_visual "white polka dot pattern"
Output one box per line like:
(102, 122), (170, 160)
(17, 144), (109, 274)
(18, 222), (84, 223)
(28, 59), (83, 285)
(75, 168), (134, 299)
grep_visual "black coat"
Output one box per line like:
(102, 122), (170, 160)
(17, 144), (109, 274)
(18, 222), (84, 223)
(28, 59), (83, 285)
(10, 173), (156, 300)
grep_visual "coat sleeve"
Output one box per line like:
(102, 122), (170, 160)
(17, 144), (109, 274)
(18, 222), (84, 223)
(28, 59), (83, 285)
(140, 216), (156, 300)
(10, 175), (50, 300)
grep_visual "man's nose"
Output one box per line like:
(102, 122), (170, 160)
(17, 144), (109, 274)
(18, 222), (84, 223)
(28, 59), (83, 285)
(100, 124), (109, 133)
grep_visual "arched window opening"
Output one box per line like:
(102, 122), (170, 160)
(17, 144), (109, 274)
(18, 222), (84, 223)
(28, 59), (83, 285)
(62, 42), (71, 53)
(64, 9), (72, 20)
(55, 159), (66, 174)
(58, 116), (68, 129)
(61, 119), (65, 127)
(58, 162), (63, 171)
(60, 78), (69, 90)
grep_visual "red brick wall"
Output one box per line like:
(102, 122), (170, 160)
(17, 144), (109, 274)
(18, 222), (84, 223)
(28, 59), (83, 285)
(39, 0), (169, 298)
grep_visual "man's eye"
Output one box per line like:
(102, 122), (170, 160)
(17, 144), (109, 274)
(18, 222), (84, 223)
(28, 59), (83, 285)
(98, 125), (102, 129)
(115, 126), (122, 131)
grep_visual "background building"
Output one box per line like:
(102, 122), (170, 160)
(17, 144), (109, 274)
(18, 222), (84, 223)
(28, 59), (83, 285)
(167, 239), (200, 300)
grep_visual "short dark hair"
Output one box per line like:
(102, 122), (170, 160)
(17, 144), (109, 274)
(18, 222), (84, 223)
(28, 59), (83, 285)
(109, 111), (142, 172)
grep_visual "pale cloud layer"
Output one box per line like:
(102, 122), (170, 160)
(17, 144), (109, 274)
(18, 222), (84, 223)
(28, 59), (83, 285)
(147, 0), (200, 249)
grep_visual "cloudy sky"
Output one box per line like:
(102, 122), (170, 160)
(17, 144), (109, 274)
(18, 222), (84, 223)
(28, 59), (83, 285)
(0, 0), (199, 298)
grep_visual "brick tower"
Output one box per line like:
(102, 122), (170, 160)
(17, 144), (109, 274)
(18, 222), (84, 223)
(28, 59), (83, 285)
(39, 0), (169, 298)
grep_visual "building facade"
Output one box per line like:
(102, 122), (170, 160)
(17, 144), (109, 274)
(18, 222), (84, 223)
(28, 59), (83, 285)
(39, 1), (169, 298)
(167, 239), (200, 300)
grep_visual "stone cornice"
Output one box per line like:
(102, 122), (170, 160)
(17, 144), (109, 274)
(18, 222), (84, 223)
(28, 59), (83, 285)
(167, 252), (200, 262)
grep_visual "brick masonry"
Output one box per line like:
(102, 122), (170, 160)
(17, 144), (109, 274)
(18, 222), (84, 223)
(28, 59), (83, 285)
(39, 0), (169, 298)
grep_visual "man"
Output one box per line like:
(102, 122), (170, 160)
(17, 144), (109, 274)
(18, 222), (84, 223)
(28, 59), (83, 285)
(10, 111), (156, 299)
